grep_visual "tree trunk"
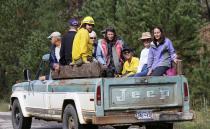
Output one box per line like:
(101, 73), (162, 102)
(67, 0), (84, 15)
(205, 0), (210, 20)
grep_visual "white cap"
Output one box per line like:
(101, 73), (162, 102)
(48, 32), (61, 39)
(89, 31), (97, 38)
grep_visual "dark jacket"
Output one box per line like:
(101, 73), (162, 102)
(59, 31), (76, 65)
(49, 45), (58, 69)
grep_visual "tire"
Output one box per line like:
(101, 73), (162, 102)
(145, 123), (173, 129)
(114, 125), (130, 129)
(11, 99), (32, 129)
(63, 104), (83, 129)
(83, 124), (99, 129)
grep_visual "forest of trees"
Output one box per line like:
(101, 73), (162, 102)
(0, 0), (210, 109)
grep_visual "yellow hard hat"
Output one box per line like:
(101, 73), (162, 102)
(82, 16), (95, 25)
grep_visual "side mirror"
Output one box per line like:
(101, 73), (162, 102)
(42, 54), (50, 62)
(24, 69), (31, 81)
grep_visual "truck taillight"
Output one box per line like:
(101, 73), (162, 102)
(184, 82), (189, 101)
(96, 85), (101, 106)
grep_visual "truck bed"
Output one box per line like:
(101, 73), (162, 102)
(93, 75), (193, 124)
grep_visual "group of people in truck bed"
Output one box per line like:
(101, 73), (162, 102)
(47, 16), (178, 78)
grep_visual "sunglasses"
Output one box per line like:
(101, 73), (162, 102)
(90, 37), (96, 39)
(87, 24), (94, 27)
(123, 51), (130, 55)
(142, 39), (150, 42)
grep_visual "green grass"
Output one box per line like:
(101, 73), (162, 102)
(174, 111), (210, 129)
(0, 101), (9, 112)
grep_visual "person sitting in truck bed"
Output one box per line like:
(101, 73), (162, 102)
(48, 31), (62, 71)
(147, 26), (178, 76)
(89, 30), (98, 58)
(133, 32), (151, 77)
(121, 47), (139, 77)
(72, 16), (95, 66)
(59, 18), (79, 65)
(39, 32), (62, 81)
(96, 27), (124, 77)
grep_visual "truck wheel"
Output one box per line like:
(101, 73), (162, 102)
(114, 125), (130, 129)
(11, 99), (32, 129)
(63, 104), (83, 129)
(145, 123), (173, 129)
(83, 124), (99, 129)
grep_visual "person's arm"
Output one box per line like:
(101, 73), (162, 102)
(167, 38), (177, 63)
(49, 46), (58, 69)
(121, 62), (127, 75)
(137, 50), (144, 73)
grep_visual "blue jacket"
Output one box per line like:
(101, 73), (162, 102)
(49, 45), (58, 69)
(147, 38), (177, 70)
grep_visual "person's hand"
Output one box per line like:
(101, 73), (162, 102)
(147, 69), (152, 76)
(173, 58), (178, 64)
(115, 74), (121, 78)
(102, 64), (108, 69)
(84, 61), (90, 64)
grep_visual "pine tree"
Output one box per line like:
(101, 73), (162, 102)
(0, 0), (71, 99)
(77, 0), (204, 107)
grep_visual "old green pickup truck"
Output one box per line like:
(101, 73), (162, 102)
(10, 54), (193, 129)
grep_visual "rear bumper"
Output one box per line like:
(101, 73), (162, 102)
(92, 112), (194, 125)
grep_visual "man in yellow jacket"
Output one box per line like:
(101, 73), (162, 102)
(72, 16), (94, 65)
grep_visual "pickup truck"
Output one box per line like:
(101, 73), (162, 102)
(10, 54), (193, 129)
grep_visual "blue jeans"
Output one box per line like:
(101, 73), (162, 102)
(133, 64), (148, 77)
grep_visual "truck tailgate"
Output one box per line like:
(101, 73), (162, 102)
(103, 76), (183, 110)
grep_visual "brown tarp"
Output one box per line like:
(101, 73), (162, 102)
(51, 60), (183, 79)
(52, 62), (103, 79)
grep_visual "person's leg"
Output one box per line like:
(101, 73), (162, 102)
(141, 64), (148, 72)
(133, 64), (148, 77)
(106, 68), (115, 77)
(133, 70), (148, 77)
(128, 74), (134, 77)
(151, 66), (169, 76)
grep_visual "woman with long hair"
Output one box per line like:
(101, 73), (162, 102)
(147, 26), (178, 76)
(96, 27), (124, 77)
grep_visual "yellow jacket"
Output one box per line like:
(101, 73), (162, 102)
(122, 57), (139, 76)
(72, 28), (92, 63)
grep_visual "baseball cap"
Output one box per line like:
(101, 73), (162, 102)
(68, 18), (79, 26)
(122, 47), (131, 53)
(89, 31), (97, 38)
(48, 32), (61, 39)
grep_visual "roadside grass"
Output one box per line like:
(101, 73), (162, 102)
(175, 110), (210, 129)
(0, 101), (9, 112)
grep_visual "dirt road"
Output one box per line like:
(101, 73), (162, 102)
(0, 112), (143, 129)
(0, 112), (62, 129)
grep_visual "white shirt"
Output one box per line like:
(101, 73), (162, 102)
(137, 48), (149, 73)
(55, 46), (61, 62)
